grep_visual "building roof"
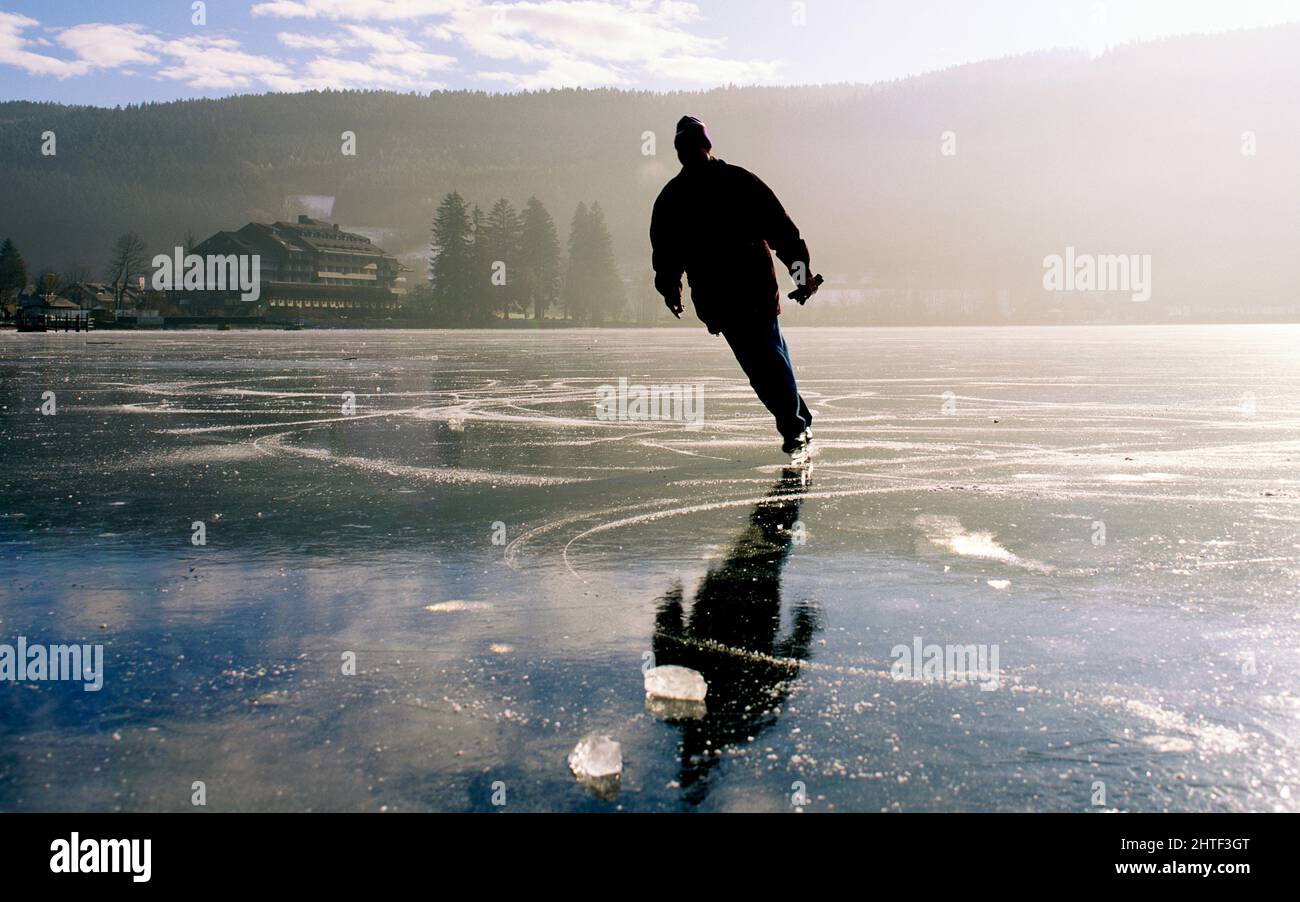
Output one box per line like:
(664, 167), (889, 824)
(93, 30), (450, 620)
(66, 281), (126, 301)
(21, 295), (81, 309)
(268, 216), (392, 258)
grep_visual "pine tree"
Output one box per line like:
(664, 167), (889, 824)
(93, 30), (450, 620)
(562, 202), (626, 324)
(520, 197), (560, 321)
(468, 204), (493, 325)
(585, 203), (626, 323)
(482, 198), (523, 320)
(562, 202), (590, 322)
(429, 191), (473, 324)
(0, 239), (28, 313)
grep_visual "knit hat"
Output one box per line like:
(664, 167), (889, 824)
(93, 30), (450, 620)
(674, 115), (712, 153)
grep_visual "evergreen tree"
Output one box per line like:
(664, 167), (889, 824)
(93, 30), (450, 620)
(563, 202), (625, 324)
(429, 191), (473, 324)
(405, 283), (440, 325)
(562, 202), (590, 322)
(482, 198), (523, 320)
(585, 202), (626, 323)
(468, 204), (494, 324)
(520, 197), (560, 321)
(0, 239), (27, 310)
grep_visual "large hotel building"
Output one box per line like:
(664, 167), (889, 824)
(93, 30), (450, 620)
(185, 215), (406, 319)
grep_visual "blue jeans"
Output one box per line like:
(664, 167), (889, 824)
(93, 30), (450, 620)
(721, 317), (812, 441)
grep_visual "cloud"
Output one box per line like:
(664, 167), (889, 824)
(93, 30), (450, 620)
(251, 0), (466, 20)
(0, 13), (448, 93)
(342, 25), (456, 75)
(299, 56), (447, 90)
(479, 55), (629, 90)
(0, 12), (91, 78)
(444, 1), (719, 65)
(154, 35), (298, 91)
(258, 0), (782, 89)
(2, 1), (783, 94)
(56, 23), (162, 69)
(277, 31), (344, 51)
(0, 14), (292, 90)
(274, 24), (457, 89)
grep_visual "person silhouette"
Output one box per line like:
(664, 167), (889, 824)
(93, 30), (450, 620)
(651, 468), (820, 805)
(650, 115), (822, 455)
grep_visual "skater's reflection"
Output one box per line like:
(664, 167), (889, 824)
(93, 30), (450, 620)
(651, 467), (820, 805)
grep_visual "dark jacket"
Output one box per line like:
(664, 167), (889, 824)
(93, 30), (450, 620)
(650, 157), (810, 334)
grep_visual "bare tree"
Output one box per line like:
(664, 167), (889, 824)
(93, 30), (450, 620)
(62, 263), (93, 287)
(35, 265), (61, 297)
(105, 232), (149, 312)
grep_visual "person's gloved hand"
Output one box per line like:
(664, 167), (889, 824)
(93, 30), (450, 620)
(663, 292), (684, 318)
(788, 273), (824, 305)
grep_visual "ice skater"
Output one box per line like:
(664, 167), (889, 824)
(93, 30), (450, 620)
(650, 115), (822, 456)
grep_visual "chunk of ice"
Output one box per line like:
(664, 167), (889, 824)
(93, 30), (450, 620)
(644, 664), (708, 702)
(568, 733), (623, 781)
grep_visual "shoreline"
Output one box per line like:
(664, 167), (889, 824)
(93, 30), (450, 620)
(6, 318), (1300, 332)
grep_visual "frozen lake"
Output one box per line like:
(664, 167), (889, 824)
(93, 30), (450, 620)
(1, 325), (1298, 812)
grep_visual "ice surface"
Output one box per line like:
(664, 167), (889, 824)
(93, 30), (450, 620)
(3, 326), (1300, 812)
(644, 665), (708, 702)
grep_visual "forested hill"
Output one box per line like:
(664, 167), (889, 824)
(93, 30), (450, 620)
(2, 23), (1298, 316)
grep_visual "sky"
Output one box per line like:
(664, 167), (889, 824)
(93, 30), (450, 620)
(1, 0), (1298, 105)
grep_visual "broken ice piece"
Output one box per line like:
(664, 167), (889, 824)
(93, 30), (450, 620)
(568, 742), (622, 799)
(568, 733), (622, 779)
(644, 664), (708, 703)
(987, 579), (1011, 590)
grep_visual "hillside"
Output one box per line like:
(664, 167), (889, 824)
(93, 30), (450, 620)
(2, 24), (1298, 321)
